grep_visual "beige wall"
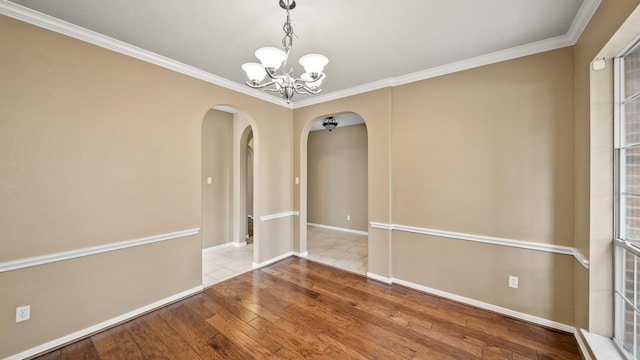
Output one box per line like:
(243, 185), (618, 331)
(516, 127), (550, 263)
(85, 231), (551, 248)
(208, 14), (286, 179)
(393, 48), (574, 245)
(5, 0), (640, 356)
(0, 14), (292, 358)
(307, 124), (368, 232)
(391, 48), (576, 324)
(295, 49), (579, 325)
(392, 232), (575, 324)
(572, 0), (640, 335)
(201, 109), (233, 249)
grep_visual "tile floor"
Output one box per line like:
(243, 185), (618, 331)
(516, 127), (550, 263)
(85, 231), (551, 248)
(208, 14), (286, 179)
(306, 226), (368, 275)
(202, 243), (253, 288)
(202, 226), (368, 287)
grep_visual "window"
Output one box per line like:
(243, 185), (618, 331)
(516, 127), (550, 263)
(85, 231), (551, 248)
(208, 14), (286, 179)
(615, 39), (640, 359)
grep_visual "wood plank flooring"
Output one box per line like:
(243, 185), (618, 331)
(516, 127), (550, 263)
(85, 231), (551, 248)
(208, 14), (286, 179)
(34, 257), (583, 359)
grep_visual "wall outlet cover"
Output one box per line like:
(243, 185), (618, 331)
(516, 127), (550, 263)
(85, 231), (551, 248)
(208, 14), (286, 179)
(508, 275), (519, 289)
(16, 305), (30, 322)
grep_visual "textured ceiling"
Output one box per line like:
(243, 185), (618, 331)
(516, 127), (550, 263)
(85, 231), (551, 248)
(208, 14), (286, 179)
(6, 0), (594, 106)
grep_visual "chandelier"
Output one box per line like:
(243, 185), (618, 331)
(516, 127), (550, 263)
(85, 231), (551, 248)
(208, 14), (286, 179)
(323, 116), (338, 132)
(241, 0), (328, 104)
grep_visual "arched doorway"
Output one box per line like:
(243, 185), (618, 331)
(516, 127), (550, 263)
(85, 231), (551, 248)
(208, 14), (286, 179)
(304, 112), (369, 274)
(201, 105), (258, 287)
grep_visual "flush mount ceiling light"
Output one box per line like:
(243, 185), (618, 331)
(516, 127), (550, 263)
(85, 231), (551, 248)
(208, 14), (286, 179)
(323, 116), (338, 132)
(242, 0), (328, 104)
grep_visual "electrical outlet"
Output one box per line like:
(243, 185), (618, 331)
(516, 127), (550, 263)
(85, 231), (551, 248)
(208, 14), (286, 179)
(508, 275), (519, 289)
(347, 215), (351, 221)
(16, 305), (30, 322)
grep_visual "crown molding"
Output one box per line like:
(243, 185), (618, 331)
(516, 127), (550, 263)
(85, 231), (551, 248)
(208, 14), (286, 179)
(0, 0), (292, 109)
(293, 78), (393, 108)
(293, 0), (601, 109)
(567, 0), (602, 41)
(1, 0), (600, 109)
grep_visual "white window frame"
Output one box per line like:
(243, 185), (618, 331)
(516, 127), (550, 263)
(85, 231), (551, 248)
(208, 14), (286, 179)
(614, 37), (640, 360)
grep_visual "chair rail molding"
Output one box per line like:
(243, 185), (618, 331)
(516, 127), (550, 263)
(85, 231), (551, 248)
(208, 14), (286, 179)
(370, 222), (589, 269)
(0, 228), (200, 273)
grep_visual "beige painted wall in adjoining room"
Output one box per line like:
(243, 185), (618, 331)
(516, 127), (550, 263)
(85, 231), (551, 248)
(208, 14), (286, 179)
(293, 89), (392, 276)
(201, 109), (233, 249)
(307, 123), (368, 232)
(0, 14), (292, 358)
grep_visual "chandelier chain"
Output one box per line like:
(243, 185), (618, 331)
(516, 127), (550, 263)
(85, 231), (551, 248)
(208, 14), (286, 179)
(282, 9), (295, 53)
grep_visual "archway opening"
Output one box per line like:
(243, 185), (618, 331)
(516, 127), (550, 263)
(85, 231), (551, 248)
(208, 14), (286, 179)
(304, 112), (369, 274)
(201, 105), (258, 287)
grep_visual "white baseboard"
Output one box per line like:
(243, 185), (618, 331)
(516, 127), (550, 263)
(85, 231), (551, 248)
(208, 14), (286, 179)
(233, 241), (247, 247)
(252, 252), (294, 269)
(392, 277), (574, 333)
(202, 242), (233, 253)
(575, 329), (593, 360)
(367, 272), (393, 285)
(294, 251), (308, 257)
(6, 286), (203, 360)
(308, 222), (368, 236)
(366, 271), (595, 358)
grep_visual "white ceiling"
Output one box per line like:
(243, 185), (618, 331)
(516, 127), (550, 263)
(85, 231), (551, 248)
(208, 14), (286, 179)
(5, 0), (596, 106)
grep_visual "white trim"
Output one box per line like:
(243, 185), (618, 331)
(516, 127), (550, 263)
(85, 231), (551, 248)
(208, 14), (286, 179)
(366, 272), (393, 285)
(294, 79), (393, 108)
(5, 286), (203, 360)
(392, 278), (574, 333)
(252, 252), (294, 269)
(202, 242), (233, 253)
(369, 222), (393, 231)
(293, 0), (602, 109)
(307, 222), (368, 236)
(370, 222), (589, 269)
(294, 251), (308, 257)
(575, 329), (593, 360)
(0, 0), (600, 110)
(0, 0), (290, 109)
(202, 241), (246, 253)
(567, 0), (602, 42)
(0, 228), (200, 273)
(572, 248), (590, 269)
(581, 329), (625, 360)
(259, 211), (300, 222)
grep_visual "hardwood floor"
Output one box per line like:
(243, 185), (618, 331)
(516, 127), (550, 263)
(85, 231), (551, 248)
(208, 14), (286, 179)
(35, 257), (583, 359)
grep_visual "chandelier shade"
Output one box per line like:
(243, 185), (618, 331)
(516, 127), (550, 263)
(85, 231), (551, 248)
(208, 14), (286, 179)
(299, 54), (328, 77)
(241, 63), (267, 84)
(241, 0), (328, 104)
(255, 47), (287, 72)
